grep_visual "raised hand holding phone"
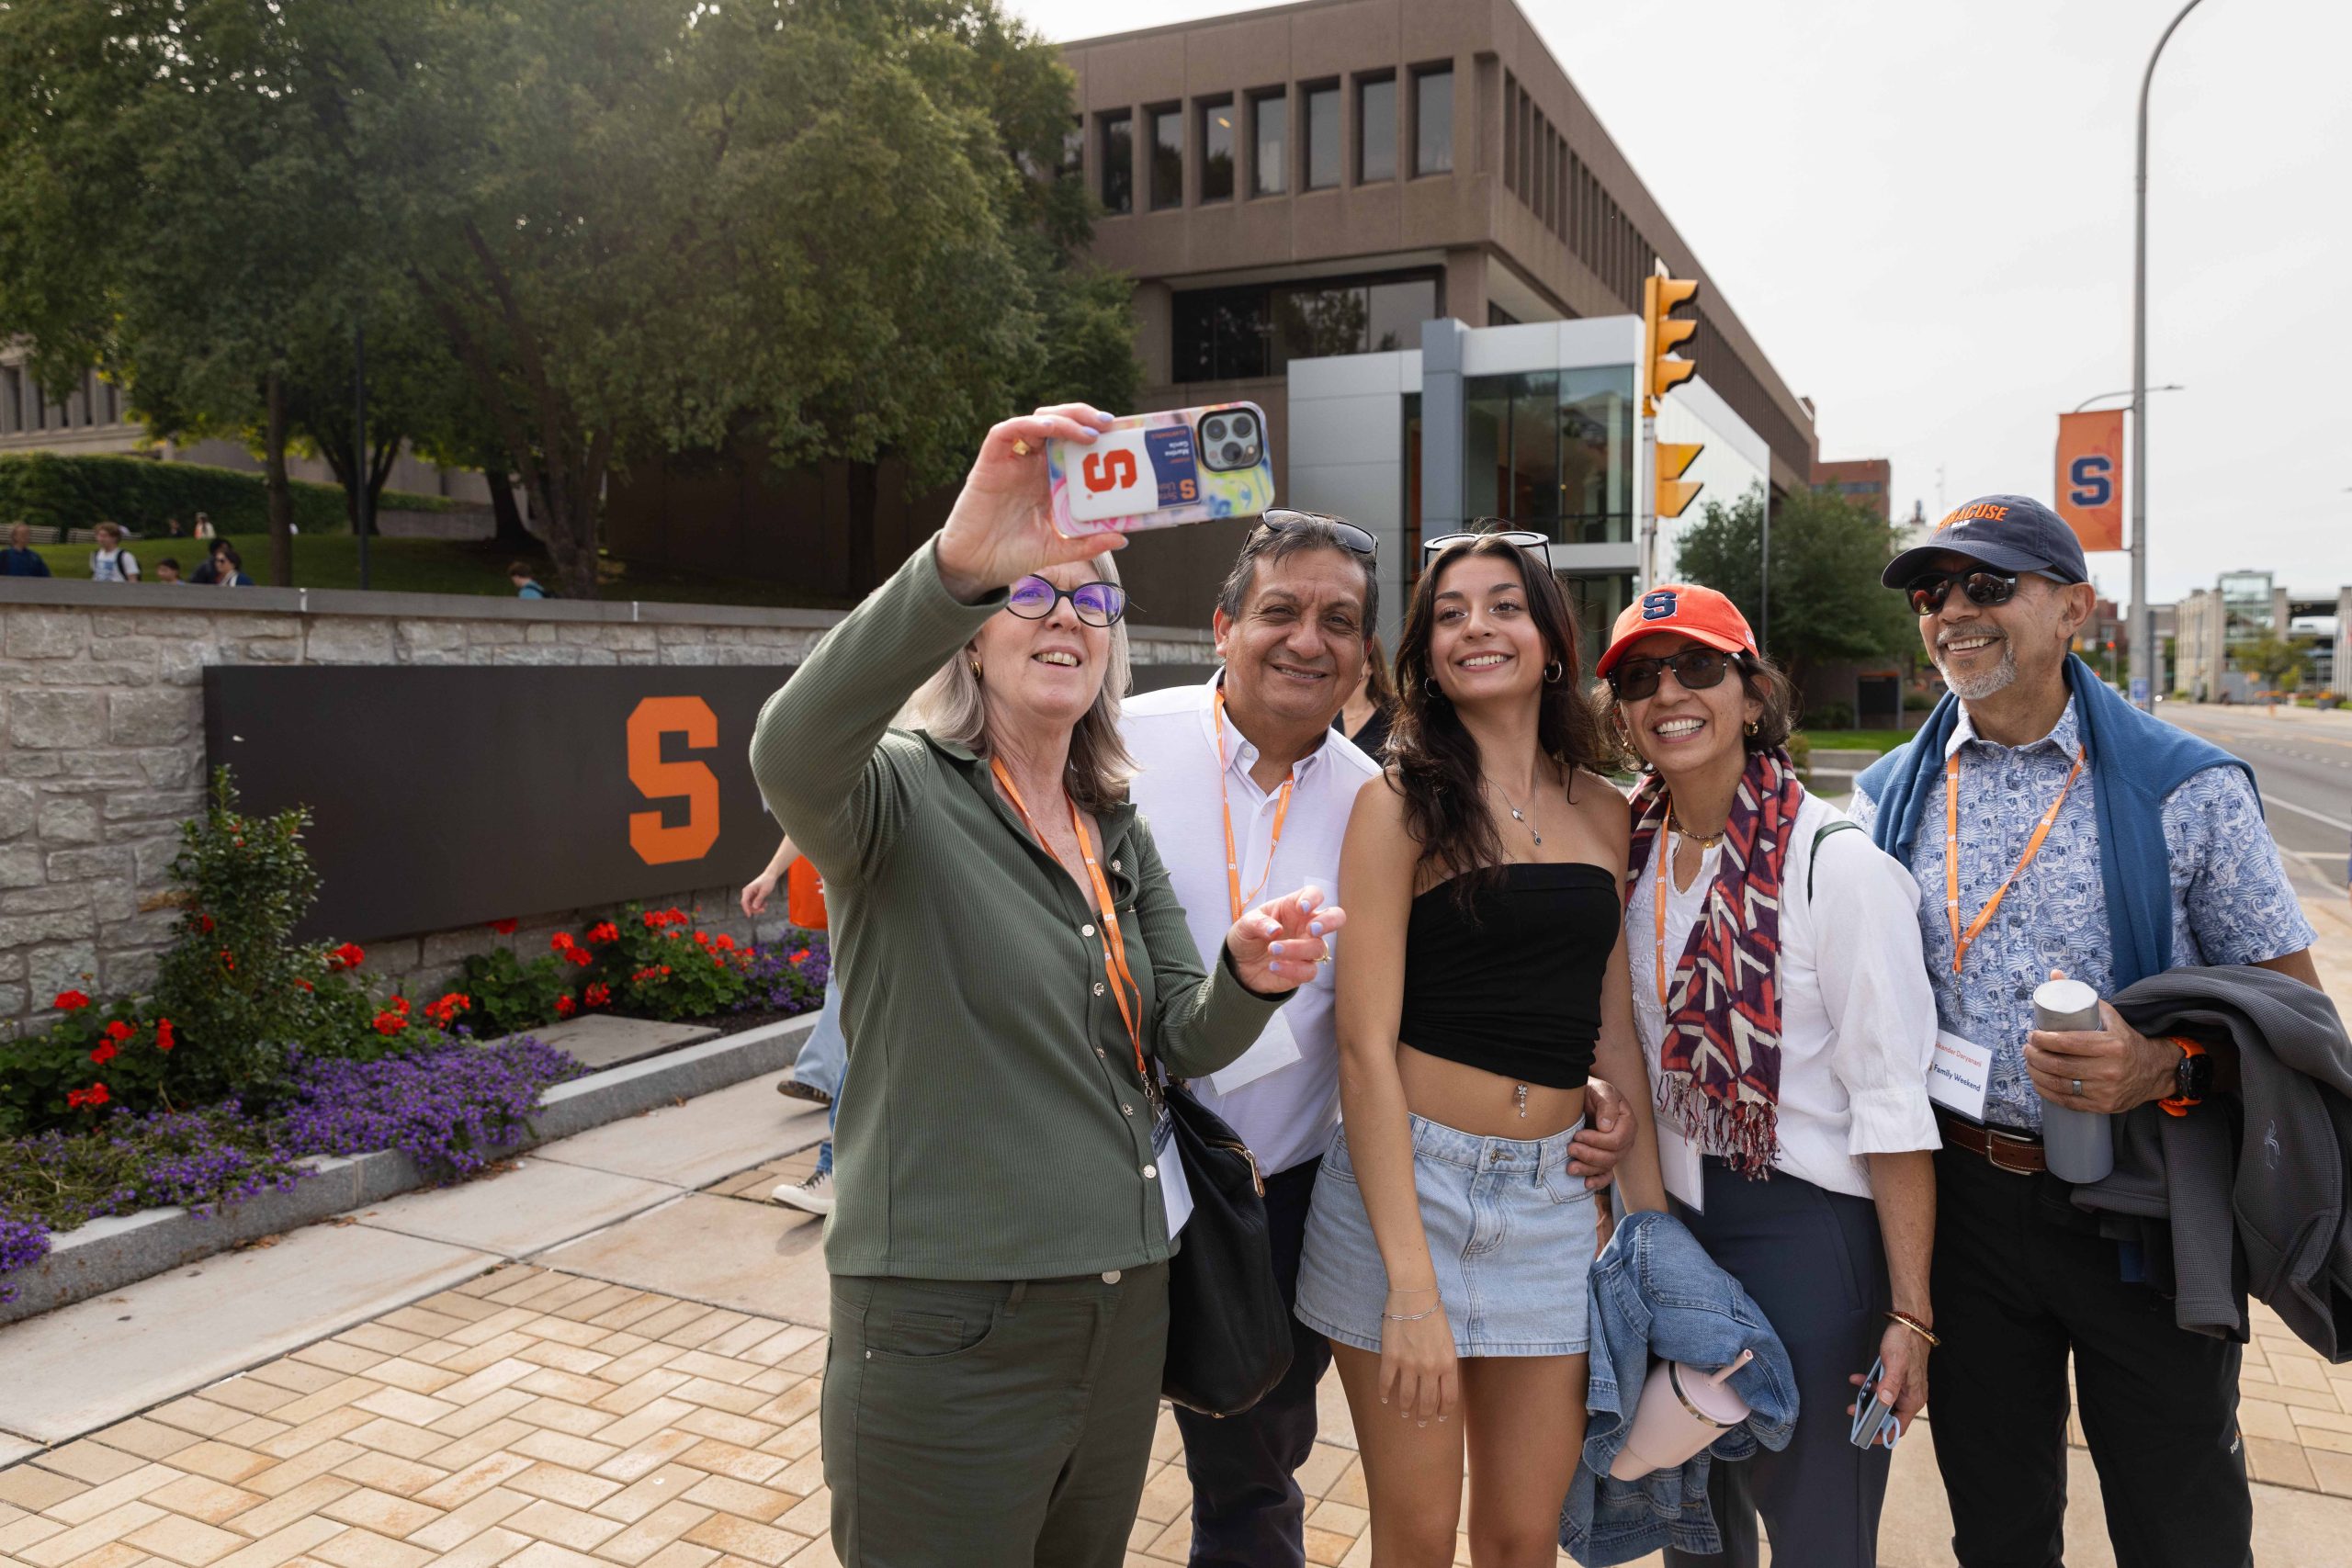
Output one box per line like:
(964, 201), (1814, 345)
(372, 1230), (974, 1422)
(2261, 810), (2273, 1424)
(937, 404), (1128, 604)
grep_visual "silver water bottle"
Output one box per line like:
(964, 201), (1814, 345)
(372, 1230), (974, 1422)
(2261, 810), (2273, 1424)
(2032, 977), (2114, 1184)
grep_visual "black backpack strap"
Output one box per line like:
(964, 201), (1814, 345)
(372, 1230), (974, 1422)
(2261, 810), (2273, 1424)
(1807, 818), (1864, 903)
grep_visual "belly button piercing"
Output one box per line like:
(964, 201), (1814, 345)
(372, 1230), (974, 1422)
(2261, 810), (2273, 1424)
(1515, 1084), (1529, 1119)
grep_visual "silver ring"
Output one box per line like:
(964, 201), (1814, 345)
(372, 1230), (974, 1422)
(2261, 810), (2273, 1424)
(2071, 1078), (2084, 1098)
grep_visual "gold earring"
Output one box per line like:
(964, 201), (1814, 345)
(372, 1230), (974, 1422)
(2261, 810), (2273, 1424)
(1745, 719), (1758, 737)
(970, 658), (983, 679)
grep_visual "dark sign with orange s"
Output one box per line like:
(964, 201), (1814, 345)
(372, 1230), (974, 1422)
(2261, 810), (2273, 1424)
(203, 666), (799, 942)
(204, 660), (1212, 942)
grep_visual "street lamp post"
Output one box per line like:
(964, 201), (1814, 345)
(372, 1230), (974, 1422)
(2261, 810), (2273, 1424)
(2076, 383), (2181, 414)
(2132, 0), (2208, 708)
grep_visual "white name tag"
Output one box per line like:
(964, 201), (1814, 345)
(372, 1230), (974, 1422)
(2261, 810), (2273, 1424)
(1209, 1007), (1304, 1094)
(1657, 1122), (1704, 1214)
(1927, 1029), (1994, 1122)
(1154, 1110), (1194, 1235)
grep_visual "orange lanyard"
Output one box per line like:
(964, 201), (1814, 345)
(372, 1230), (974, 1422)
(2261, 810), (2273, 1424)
(990, 758), (1146, 1077)
(1214, 688), (1296, 921)
(1943, 745), (2086, 976)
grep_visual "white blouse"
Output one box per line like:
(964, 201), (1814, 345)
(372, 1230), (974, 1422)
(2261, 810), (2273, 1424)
(1627, 790), (1941, 1200)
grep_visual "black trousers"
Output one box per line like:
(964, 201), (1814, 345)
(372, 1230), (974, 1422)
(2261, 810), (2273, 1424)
(1664, 1157), (1894, 1568)
(1174, 1156), (1335, 1568)
(1928, 1145), (2251, 1568)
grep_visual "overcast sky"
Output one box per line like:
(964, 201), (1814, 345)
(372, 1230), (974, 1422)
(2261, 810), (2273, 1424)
(1009, 0), (2352, 612)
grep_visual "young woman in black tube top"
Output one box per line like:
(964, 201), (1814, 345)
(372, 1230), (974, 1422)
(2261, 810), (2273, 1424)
(1294, 530), (1668, 1567)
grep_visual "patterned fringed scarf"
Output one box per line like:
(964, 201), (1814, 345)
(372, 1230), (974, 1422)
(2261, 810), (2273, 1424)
(1624, 747), (1804, 1179)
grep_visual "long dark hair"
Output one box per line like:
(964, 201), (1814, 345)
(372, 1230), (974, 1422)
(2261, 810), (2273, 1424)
(1390, 535), (1610, 894)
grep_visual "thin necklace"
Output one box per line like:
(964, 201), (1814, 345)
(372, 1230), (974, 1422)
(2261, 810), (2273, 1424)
(1490, 776), (1544, 847)
(1668, 802), (1724, 851)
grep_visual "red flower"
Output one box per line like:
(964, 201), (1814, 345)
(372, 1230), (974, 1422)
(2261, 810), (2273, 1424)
(659, 964), (671, 976)
(154, 1017), (175, 1053)
(329, 942), (365, 971)
(52, 989), (91, 1011)
(391, 996), (410, 1014)
(220, 949), (236, 972)
(89, 1041), (119, 1066)
(423, 992), (470, 1027)
(197, 914), (216, 932)
(584, 982), (611, 1008)
(713, 933), (736, 953)
(587, 921), (619, 944)
(555, 994), (579, 1018)
(551, 931), (576, 953)
(565, 946), (593, 967)
(295, 977), (315, 992)
(789, 947), (810, 965)
(104, 1020), (133, 1045)
(665, 908), (687, 924)
(372, 1010), (406, 1036)
(66, 1083), (109, 1110)
(641, 910), (664, 929)
(694, 930), (712, 947)
(489, 918), (519, 934)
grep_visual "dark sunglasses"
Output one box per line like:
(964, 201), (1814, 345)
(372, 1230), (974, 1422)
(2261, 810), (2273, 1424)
(1607, 647), (1738, 702)
(1421, 526), (1555, 570)
(1258, 509), (1378, 557)
(1006, 575), (1127, 626)
(1905, 568), (2067, 617)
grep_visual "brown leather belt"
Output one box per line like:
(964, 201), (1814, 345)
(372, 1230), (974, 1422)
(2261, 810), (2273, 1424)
(1937, 1109), (2047, 1176)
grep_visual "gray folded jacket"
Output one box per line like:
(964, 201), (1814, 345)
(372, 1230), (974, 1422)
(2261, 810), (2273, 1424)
(2080, 964), (2352, 1361)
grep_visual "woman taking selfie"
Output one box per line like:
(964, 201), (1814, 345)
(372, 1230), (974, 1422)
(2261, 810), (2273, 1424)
(1598, 584), (1939, 1568)
(1295, 528), (1667, 1568)
(751, 403), (1343, 1568)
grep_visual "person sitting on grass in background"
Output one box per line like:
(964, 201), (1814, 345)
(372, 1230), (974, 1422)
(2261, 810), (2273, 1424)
(742, 829), (846, 1216)
(210, 545), (254, 588)
(2, 522), (51, 577)
(90, 521), (140, 582)
(188, 538), (231, 585)
(510, 561), (549, 599)
(154, 558), (183, 584)
(165, 515), (184, 536)
(192, 513), (216, 539)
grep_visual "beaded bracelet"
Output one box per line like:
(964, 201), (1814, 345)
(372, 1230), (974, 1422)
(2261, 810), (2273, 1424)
(1885, 1309), (1940, 1348)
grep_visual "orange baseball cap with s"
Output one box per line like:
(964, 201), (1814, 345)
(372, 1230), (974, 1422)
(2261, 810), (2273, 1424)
(1595, 584), (1758, 678)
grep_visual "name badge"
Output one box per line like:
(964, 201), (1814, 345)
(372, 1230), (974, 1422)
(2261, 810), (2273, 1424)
(1927, 1029), (1993, 1122)
(1208, 1007), (1304, 1094)
(1657, 1121), (1704, 1213)
(1153, 1109), (1195, 1236)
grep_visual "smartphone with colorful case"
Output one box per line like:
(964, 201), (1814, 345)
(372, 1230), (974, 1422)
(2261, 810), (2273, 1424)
(1047, 401), (1276, 539)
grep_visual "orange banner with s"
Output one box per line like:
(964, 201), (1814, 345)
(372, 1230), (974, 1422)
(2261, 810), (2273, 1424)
(2054, 410), (2124, 552)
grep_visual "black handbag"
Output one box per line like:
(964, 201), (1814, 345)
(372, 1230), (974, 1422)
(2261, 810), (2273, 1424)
(1158, 1077), (1295, 1416)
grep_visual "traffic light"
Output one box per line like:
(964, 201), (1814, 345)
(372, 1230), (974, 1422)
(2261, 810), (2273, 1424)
(1656, 440), (1703, 520)
(1643, 276), (1700, 406)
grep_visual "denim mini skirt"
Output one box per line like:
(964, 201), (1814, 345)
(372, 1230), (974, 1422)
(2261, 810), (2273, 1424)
(1295, 1113), (1595, 1358)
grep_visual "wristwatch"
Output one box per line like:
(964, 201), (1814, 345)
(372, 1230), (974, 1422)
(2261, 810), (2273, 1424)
(2159, 1036), (2211, 1117)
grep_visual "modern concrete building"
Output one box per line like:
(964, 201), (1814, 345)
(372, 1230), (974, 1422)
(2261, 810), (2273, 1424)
(1059, 0), (1819, 627)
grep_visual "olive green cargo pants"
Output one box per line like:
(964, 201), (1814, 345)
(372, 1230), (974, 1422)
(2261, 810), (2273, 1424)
(823, 1261), (1170, 1567)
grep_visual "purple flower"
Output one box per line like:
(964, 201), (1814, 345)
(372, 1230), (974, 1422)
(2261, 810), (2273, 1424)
(277, 1040), (582, 1183)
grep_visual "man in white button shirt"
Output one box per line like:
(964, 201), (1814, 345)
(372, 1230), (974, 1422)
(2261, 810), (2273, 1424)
(1125, 513), (1631, 1568)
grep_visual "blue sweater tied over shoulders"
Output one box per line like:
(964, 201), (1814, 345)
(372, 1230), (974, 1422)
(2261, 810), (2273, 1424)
(1854, 656), (2254, 993)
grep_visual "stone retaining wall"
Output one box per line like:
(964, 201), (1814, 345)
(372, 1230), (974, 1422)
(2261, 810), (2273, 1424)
(0, 578), (1213, 1026)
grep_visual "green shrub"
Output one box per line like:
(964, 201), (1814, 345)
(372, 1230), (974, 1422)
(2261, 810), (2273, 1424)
(548, 906), (754, 1023)
(1801, 701), (1855, 731)
(0, 451), (455, 536)
(454, 947), (571, 1038)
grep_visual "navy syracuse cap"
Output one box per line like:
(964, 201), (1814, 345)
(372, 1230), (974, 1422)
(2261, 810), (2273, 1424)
(1883, 494), (2089, 591)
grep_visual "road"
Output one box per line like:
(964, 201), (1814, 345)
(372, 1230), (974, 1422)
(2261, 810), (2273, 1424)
(2160, 702), (2351, 901)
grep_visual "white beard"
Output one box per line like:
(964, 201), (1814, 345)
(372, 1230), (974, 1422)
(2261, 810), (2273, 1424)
(1937, 637), (2018, 701)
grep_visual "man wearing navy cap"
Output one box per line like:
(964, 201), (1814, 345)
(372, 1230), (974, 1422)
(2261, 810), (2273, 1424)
(1853, 495), (2321, 1568)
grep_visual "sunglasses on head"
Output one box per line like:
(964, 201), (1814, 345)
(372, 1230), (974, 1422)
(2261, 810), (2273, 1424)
(1606, 646), (1739, 702)
(1006, 575), (1127, 626)
(1421, 526), (1555, 571)
(1258, 509), (1378, 558)
(1905, 567), (2070, 617)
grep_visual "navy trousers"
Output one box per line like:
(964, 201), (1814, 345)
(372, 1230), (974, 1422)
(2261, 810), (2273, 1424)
(1173, 1156), (1334, 1568)
(1664, 1156), (1894, 1568)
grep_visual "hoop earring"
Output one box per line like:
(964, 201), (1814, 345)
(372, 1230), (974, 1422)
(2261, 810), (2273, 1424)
(1745, 719), (1758, 737)
(1423, 677), (1445, 700)
(1544, 660), (1565, 684)
(970, 659), (983, 679)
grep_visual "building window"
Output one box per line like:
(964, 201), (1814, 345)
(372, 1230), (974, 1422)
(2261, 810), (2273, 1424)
(1100, 110), (1133, 215)
(1148, 106), (1183, 209)
(1358, 73), (1395, 183)
(1561, 573), (1637, 674)
(1501, 73), (1516, 190)
(1462, 367), (1634, 544)
(1413, 65), (1453, 175)
(1199, 97), (1235, 201)
(1250, 89), (1287, 196)
(1172, 270), (1441, 382)
(1304, 82), (1340, 190)
(0, 365), (20, 434)
(1403, 392), (1422, 574)
(1487, 302), (1520, 327)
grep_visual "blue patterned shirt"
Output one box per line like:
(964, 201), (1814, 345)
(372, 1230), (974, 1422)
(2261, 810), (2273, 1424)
(1851, 699), (2315, 1131)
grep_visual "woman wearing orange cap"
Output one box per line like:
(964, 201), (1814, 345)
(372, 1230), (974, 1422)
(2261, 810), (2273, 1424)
(1596, 583), (1940, 1568)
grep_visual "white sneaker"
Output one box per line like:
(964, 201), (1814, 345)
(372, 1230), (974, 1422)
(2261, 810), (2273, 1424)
(772, 1169), (834, 1215)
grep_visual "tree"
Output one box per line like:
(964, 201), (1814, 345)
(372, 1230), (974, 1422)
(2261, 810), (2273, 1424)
(2235, 633), (2313, 699)
(1671, 485), (1917, 695)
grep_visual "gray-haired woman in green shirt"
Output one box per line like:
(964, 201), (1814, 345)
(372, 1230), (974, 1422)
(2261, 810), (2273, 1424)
(751, 402), (1346, 1568)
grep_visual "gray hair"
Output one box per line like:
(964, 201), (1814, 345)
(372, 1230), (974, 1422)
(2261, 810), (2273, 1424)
(902, 553), (1137, 812)
(1215, 513), (1379, 631)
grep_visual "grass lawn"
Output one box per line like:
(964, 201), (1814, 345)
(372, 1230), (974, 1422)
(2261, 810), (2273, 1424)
(27, 532), (854, 611)
(1796, 728), (1917, 754)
